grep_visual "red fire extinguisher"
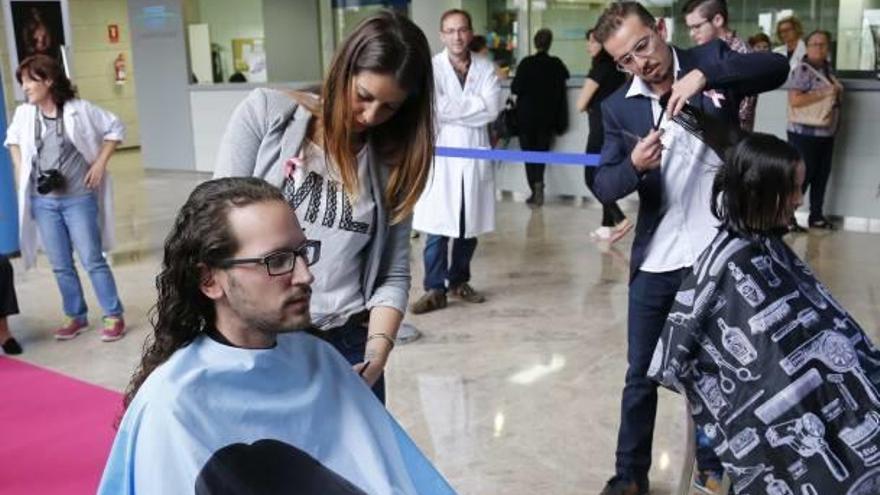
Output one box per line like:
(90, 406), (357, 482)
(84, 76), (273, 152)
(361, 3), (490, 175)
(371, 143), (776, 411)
(114, 54), (126, 85)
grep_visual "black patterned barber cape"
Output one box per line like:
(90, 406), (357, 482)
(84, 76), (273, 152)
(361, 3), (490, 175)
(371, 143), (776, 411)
(648, 229), (880, 495)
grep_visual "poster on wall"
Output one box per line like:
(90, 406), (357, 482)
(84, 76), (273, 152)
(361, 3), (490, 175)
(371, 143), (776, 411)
(2, 0), (73, 100)
(231, 38), (266, 83)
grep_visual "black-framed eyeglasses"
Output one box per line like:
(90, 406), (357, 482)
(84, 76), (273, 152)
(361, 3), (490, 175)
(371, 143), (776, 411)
(218, 240), (321, 276)
(687, 19), (710, 33)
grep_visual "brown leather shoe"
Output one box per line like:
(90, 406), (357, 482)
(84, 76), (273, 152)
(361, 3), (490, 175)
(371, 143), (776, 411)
(410, 290), (447, 314)
(448, 282), (486, 303)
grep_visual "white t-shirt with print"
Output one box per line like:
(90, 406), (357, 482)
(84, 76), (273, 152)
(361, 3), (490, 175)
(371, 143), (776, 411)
(282, 141), (376, 330)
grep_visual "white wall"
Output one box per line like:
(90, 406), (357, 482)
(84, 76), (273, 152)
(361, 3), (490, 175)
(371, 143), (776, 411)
(128, 0), (194, 170)
(263, 0), (321, 82)
(411, 0), (460, 55)
(190, 89), (251, 172)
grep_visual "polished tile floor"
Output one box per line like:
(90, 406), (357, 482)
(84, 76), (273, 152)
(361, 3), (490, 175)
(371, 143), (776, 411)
(5, 150), (880, 494)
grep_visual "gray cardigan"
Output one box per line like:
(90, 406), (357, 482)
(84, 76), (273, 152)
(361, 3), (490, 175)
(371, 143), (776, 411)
(214, 88), (411, 315)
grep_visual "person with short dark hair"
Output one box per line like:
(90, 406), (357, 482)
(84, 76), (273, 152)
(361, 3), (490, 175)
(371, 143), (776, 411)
(650, 133), (880, 494)
(227, 71), (247, 83)
(410, 8), (502, 314)
(0, 254), (22, 355)
(786, 29), (843, 230)
(748, 32), (771, 52)
(468, 34), (488, 54)
(511, 28), (570, 206)
(682, 0), (757, 131)
(4, 54), (126, 342)
(590, 3), (789, 494)
(576, 28), (630, 242)
(99, 177), (454, 494)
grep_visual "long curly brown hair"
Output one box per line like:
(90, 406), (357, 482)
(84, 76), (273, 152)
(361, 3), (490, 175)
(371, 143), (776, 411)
(122, 177), (285, 410)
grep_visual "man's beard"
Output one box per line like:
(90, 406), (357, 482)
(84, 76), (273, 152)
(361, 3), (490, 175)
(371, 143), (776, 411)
(643, 62), (671, 84)
(227, 275), (312, 335)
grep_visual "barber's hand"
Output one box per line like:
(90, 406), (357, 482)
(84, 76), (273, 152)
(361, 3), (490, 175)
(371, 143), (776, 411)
(631, 129), (664, 173)
(84, 162), (107, 189)
(353, 359), (386, 387)
(667, 69), (707, 118)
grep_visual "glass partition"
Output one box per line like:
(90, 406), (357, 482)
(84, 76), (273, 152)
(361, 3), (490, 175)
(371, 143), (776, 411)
(331, 0), (410, 43)
(512, 0), (880, 76)
(182, 0), (880, 84)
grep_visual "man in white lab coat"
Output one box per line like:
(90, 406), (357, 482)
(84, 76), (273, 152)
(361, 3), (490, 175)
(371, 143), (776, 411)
(411, 9), (501, 315)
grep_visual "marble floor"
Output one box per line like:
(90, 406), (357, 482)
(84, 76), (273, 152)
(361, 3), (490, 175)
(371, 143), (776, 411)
(5, 150), (880, 494)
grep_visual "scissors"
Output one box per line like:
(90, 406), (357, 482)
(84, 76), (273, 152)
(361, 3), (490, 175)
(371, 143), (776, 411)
(698, 335), (761, 392)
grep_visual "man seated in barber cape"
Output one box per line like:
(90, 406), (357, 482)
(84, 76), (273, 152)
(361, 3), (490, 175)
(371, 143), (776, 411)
(99, 177), (454, 495)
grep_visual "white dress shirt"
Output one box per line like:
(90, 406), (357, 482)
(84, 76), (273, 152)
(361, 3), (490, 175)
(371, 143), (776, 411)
(625, 50), (721, 273)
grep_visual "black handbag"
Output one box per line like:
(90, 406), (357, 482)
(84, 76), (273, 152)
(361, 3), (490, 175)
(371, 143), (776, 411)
(491, 97), (519, 142)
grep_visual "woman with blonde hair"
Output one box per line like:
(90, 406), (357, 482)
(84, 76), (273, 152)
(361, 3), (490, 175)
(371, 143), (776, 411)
(774, 16), (806, 70)
(215, 10), (434, 402)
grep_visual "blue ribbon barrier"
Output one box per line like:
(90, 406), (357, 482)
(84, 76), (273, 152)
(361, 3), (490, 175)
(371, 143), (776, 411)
(435, 147), (601, 167)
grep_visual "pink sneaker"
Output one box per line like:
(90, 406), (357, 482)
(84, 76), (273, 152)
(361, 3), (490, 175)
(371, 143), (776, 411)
(100, 316), (126, 342)
(54, 317), (89, 340)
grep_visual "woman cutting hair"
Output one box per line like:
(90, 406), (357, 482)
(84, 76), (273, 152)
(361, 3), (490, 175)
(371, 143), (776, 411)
(215, 11), (434, 402)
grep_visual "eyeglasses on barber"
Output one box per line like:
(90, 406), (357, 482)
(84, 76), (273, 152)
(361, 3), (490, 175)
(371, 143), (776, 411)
(615, 33), (660, 72)
(218, 240), (322, 276)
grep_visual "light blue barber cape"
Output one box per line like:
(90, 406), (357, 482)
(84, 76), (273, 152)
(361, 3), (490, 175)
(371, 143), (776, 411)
(98, 332), (455, 494)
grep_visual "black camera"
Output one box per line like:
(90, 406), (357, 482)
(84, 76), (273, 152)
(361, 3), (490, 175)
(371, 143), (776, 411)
(36, 169), (65, 195)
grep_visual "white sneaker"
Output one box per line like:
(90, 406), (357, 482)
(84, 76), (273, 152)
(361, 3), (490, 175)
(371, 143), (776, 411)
(590, 226), (613, 241)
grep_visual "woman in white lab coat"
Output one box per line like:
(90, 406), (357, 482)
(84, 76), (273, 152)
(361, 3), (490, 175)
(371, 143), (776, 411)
(4, 54), (126, 342)
(410, 10), (501, 314)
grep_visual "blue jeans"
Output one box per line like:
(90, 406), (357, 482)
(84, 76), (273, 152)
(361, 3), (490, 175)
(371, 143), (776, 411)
(423, 235), (477, 292)
(31, 193), (123, 320)
(616, 269), (721, 485)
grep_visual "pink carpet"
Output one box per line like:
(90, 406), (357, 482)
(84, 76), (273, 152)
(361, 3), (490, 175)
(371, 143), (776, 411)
(0, 357), (122, 494)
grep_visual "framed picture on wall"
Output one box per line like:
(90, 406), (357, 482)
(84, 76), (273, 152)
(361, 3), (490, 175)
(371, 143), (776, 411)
(231, 38), (266, 83)
(2, 0), (73, 100)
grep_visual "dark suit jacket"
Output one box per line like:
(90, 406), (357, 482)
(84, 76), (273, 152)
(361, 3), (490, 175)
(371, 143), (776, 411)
(593, 39), (789, 281)
(511, 52), (570, 134)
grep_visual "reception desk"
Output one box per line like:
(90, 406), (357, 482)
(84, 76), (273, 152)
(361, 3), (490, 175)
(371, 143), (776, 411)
(188, 78), (880, 226)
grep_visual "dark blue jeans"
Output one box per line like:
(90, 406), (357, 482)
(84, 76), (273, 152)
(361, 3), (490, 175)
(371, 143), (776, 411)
(616, 269), (721, 485)
(787, 132), (835, 221)
(423, 235), (477, 292)
(322, 324), (385, 404)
